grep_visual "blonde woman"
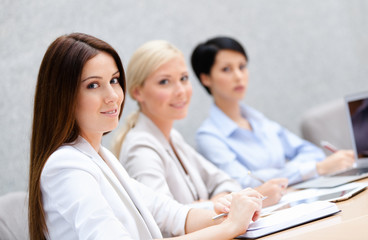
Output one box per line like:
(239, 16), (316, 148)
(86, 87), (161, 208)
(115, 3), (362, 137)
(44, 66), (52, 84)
(112, 40), (284, 208)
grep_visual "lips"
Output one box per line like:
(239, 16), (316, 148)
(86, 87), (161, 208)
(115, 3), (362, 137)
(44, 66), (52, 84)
(234, 85), (245, 92)
(101, 108), (118, 115)
(170, 101), (187, 108)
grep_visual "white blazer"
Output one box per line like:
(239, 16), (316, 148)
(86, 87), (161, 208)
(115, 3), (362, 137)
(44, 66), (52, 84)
(41, 136), (190, 239)
(120, 113), (242, 206)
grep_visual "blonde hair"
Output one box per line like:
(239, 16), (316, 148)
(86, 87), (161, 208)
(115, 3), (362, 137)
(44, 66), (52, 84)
(111, 40), (182, 158)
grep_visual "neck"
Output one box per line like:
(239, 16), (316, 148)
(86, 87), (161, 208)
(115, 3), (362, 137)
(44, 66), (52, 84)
(141, 110), (173, 140)
(214, 100), (251, 130)
(155, 120), (173, 140)
(215, 99), (242, 122)
(80, 133), (102, 153)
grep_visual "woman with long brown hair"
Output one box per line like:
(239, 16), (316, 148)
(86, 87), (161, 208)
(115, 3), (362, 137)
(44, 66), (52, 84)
(29, 33), (263, 239)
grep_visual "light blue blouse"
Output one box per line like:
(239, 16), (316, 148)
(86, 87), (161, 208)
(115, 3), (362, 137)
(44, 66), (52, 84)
(196, 104), (326, 187)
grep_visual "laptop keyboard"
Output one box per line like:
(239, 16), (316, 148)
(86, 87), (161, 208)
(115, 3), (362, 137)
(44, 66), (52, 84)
(333, 168), (368, 177)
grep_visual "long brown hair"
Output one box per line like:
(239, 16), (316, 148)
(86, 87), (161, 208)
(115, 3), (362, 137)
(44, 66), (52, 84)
(29, 33), (126, 240)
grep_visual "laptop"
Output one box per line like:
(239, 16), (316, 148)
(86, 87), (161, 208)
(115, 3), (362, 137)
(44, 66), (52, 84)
(293, 90), (368, 189)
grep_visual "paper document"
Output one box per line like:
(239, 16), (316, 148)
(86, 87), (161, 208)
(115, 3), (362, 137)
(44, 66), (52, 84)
(237, 201), (340, 239)
(260, 182), (367, 217)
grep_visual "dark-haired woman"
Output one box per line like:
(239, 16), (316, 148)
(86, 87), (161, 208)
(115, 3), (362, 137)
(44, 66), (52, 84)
(191, 36), (354, 191)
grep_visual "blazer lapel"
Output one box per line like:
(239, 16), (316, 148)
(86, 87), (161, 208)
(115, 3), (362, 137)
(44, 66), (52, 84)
(73, 136), (161, 239)
(101, 148), (162, 239)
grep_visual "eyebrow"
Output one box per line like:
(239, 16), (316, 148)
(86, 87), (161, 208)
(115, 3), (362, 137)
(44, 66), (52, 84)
(156, 71), (188, 78)
(81, 70), (120, 82)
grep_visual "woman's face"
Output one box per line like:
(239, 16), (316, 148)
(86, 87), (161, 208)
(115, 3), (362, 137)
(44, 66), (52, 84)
(203, 50), (248, 104)
(134, 54), (192, 126)
(75, 52), (124, 141)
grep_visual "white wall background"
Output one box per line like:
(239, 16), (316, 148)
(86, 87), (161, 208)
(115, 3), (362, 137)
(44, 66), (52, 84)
(1, 0), (367, 195)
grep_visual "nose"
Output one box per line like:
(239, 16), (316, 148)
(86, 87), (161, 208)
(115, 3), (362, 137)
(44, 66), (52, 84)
(234, 68), (243, 80)
(174, 81), (186, 96)
(104, 85), (119, 104)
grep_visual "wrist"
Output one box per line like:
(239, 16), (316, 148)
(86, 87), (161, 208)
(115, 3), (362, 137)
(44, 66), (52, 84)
(221, 218), (244, 238)
(316, 162), (326, 175)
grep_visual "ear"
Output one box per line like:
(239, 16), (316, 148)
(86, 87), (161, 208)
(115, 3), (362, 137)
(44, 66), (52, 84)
(132, 86), (144, 102)
(200, 73), (211, 87)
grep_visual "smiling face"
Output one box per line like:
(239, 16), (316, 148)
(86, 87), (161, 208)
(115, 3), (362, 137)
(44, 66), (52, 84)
(133, 54), (192, 130)
(75, 51), (124, 143)
(202, 50), (248, 105)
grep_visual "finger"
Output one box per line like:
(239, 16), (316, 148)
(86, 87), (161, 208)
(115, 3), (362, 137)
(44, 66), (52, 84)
(252, 210), (261, 222)
(214, 202), (230, 214)
(239, 188), (262, 198)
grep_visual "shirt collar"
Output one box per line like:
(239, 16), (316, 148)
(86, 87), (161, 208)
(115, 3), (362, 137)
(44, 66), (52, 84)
(209, 103), (240, 137)
(209, 103), (262, 137)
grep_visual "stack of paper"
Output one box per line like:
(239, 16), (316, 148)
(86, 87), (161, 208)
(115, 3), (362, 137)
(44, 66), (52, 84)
(237, 201), (340, 239)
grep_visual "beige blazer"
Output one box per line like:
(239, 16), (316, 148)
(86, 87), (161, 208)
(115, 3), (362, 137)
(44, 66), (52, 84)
(120, 113), (242, 207)
(41, 136), (189, 239)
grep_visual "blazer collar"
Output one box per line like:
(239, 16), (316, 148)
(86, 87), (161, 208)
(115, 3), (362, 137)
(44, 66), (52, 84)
(135, 112), (172, 151)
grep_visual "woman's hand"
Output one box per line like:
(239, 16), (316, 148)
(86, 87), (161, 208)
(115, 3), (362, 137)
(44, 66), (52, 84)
(224, 188), (263, 235)
(254, 178), (288, 207)
(316, 150), (355, 175)
(213, 193), (232, 215)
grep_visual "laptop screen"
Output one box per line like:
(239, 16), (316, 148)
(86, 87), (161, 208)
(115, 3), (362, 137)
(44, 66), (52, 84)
(346, 91), (368, 159)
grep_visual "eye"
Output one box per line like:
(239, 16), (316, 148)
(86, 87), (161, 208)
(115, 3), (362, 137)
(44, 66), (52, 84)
(87, 82), (99, 89)
(222, 66), (231, 72)
(180, 75), (189, 82)
(110, 77), (119, 84)
(239, 64), (247, 70)
(159, 79), (169, 85)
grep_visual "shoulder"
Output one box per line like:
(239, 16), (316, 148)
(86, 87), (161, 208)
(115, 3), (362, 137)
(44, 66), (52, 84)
(243, 105), (282, 130)
(124, 126), (164, 149)
(242, 105), (266, 120)
(120, 126), (168, 163)
(43, 145), (99, 176)
(197, 117), (222, 136)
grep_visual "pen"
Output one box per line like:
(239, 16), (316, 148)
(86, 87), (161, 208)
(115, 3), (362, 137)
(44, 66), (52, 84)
(320, 140), (338, 153)
(212, 196), (268, 220)
(247, 171), (265, 184)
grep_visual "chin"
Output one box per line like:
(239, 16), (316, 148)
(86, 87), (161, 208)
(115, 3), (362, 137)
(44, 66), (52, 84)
(176, 114), (188, 120)
(106, 122), (119, 132)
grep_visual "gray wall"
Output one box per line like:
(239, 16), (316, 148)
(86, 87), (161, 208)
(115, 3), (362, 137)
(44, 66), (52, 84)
(1, 0), (367, 195)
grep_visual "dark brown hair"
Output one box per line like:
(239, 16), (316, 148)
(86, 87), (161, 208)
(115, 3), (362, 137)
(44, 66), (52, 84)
(28, 33), (126, 240)
(191, 36), (248, 95)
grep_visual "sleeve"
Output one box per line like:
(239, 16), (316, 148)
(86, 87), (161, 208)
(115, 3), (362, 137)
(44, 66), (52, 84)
(132, 179), (191, 237)
(196, 126), (325, 187)
(41, 153), (134, 239)
(277, 126), (326, 182)
(248, 115), (326, 184)
(120, 136), (175, 198)
(196, 131), (262, 188)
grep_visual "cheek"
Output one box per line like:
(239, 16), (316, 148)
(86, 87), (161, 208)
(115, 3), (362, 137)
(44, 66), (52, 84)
(75, 94), (98, 120)
(186, 84), (193, 98)
(117, 88), (125, 104)
(243, 70), (249, 82)
(214, 78), (228, 90)
(74, 102), (89, 128)
(149, 89), (170, 105)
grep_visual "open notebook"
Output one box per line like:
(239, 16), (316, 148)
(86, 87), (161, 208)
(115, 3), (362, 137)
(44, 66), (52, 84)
(236, 201), (340, 239)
